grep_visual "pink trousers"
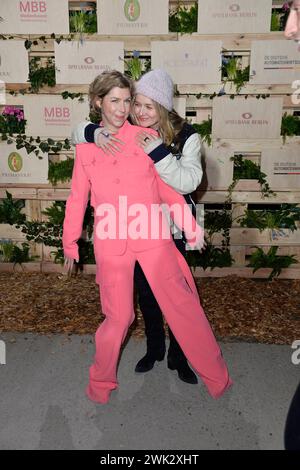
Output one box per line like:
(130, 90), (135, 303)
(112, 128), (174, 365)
(86, 241), (233, 403)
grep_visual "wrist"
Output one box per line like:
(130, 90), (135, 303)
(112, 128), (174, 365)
(144, 137), (163, 155)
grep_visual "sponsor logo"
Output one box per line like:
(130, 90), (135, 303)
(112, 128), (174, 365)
(229, 4), (240, 12)
(242, 112), (252, 120)
(19, 1), (48, 21)
(84, 57), (95, 65)
(124, 0), (140, 22)
(44, 107), (70, 126)
(8, 152), (23, 172)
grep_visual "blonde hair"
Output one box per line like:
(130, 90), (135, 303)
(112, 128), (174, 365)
(89, 70), (134, 119)
(131, 98), (186, 149)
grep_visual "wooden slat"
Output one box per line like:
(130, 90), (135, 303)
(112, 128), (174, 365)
(196, 191), (300, 204)
(0, 224), (26, 240)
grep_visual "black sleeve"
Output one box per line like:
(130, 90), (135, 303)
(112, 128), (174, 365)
(84, 124), (101, 143)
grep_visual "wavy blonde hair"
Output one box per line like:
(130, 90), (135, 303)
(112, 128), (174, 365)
(131, 98), (186, 149)
(89, 70), (134, 119)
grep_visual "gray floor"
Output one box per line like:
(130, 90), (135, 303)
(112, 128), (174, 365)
(0, 332), (298, 450)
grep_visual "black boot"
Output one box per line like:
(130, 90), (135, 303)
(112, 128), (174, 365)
(134, 262), (166, 373)
(167, 355), (198, 384)
(167, 327), (198, 385)
(135, 348), (165, 373)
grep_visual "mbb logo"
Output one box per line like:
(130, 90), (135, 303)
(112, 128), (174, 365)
(19, 1), (47, 13)
(44, 107), (70, 123)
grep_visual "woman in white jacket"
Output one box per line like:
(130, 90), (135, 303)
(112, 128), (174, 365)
(72, 69), (203, 384)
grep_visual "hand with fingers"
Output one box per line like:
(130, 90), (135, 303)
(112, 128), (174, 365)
(64, 256), (78, 277)
(94, 127), (125, 155)
(135, 131), (162, 153)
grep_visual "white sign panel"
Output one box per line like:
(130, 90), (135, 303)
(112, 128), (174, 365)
(250, 40), (300, 85)
(212, 97), (283, 140)
(0, 41), (29, 84)
(0, 143), (48, 184)
(23, 95), (90, 138)
(97, 0), (168, 35)
(198, 0), (272, 34)
(173, 97), (186, 118)
(151, 40), (222, 85)
(55, 41), (124, 85)
(0, 0), (70, 34)
(200, 143), (233, 190)
(261, 146), (300, 190)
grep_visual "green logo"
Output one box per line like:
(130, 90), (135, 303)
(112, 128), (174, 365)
(8, 152), (23, 172)
(124, 0), (140, 22)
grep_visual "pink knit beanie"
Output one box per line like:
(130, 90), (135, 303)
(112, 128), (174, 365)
(135, 69), (174, 111)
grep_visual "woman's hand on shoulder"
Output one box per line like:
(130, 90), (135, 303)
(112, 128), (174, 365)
(135, 131), (162, 154)
(94, 127), (125, 155)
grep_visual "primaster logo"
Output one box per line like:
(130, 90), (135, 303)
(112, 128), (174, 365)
(8, 152), (23, 172)
(19, 1), (48, 22)
(124, 0), (140, 22)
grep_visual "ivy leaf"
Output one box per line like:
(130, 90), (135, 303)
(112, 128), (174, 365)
(24, 39), (32, 50)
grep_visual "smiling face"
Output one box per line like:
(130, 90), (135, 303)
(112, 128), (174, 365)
(132, 93), (160, 129)
(95, 86), (131, 133)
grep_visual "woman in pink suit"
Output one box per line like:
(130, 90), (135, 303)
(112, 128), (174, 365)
(63, 70), (232, 404)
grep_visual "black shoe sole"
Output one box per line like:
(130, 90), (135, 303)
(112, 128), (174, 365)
(167, 359), (198, 385)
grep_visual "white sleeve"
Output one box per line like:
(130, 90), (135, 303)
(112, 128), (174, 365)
(71, 122), (90, 146)
(154, 133), (203, 195)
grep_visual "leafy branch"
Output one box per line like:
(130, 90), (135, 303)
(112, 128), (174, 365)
(0, 132), (71, 159)
(227, 155), (276, 202)
(192, 118), (212, 146)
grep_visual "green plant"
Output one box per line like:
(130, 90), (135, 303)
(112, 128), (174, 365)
(28, 57), (56, 93)
(271, 11), (281, 31)
(281, 113), (300, 143)
(48, 158), (74, 185)
(0, 241), (33, 266)
(247, 246), (298, 280)
(239, 204), (300, 232)
(0, 191), (26, 225)
(227, 155), (275, 201)
(61, 91), (85, 102)
(42, 201), (66, 225)
(221, 55), (250, 93)
(0, 106), (26, 134)
(186, 244), (233, 270)
(122, 50), (150, 81)
(169, 3), (198, 33)
(192, 118), (212, 146)
(69, 10), (97, 34)
(18, 201), (94, 265)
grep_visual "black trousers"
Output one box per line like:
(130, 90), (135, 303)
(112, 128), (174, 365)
(134, 237), (187, 362)
(285, 381), (300, 450)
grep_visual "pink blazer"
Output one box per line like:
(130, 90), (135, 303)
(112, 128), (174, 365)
(63, 121), (202, 261)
